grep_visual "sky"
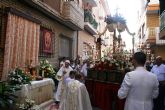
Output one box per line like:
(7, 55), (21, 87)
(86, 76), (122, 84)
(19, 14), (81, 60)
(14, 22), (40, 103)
(107, 0), (140, 50)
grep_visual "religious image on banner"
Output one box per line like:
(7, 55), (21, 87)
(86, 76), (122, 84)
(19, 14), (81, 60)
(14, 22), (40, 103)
(43, 30), (52, 53)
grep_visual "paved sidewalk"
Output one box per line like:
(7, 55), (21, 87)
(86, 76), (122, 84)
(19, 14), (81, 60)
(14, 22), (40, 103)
(44, 103), (101, 110)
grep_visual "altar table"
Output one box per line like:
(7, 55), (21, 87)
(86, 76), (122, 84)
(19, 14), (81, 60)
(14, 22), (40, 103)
(85, 79), (125, 110)
(16, 78), (55, 105)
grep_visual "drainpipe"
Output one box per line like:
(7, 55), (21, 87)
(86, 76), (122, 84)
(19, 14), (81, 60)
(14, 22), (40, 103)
(145, 0), (150, 8)
(77, 30), (79, 57)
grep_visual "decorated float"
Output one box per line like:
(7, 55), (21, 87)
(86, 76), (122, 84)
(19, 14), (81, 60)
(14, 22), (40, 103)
(87, 13), (135, 83)
(85, 14), (135, 110)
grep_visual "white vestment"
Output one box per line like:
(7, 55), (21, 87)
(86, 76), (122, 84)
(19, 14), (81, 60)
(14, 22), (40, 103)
(80, 63), (88, 77)
(59, 80), (92, 110)
(118, 67), (159, 110)
(56, 66), (73, 101)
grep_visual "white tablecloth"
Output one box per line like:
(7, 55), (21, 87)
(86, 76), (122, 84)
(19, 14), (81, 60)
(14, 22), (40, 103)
(16, 78), (55, 105)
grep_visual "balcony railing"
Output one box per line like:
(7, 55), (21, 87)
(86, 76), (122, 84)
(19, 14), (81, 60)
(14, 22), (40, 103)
(84, 9), (98, 35)
(145, 27), (156, 44)
(62, 1), (84, 30)
(160, 10), (165, 31)
(155, 27), (165, 45)
(83, 0), (97, 7)
(146, 27), (165, 45)
(160, 10), (165, 39)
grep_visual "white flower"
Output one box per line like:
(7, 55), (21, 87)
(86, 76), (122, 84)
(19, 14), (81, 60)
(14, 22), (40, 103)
(20, 77), (23, 80)
(18, 79), (21, 83)
(13, 71), (16, 75)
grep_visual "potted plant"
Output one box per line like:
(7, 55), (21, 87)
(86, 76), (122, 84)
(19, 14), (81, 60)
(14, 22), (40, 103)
(0, 81), (19, 109)
(39, 59), (57, 82)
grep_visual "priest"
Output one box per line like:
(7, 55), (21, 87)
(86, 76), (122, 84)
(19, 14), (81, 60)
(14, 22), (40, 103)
(55, 60), (73, 103)
(59, 73), (92, 110)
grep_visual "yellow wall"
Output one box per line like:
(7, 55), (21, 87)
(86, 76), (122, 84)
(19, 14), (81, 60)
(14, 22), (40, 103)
(155, 46), (165, 60)
(146, 14), (159, 27)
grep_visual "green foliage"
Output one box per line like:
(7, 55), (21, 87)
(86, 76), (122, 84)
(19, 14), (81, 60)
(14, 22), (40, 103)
(8, 68), (32, 86)
(106, 14), (126, 24)
(0, 81), (19, 109)
(84, 9), (98, 29)
(92, 19), (98, 29)
(39, 59), (56, 80)
(0, 68), (32, 109)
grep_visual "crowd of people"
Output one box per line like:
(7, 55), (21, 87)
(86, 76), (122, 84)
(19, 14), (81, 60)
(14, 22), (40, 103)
(53, 52), (165, 110)
(54, 56), (92, 110)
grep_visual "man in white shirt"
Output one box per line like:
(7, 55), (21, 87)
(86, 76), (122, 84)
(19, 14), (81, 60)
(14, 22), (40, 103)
(151, 56), (165, 110)
(118, 52), (159, 110)
(55, 60), (73, 103)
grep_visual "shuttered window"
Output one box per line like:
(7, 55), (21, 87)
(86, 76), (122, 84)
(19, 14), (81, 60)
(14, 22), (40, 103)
(59, 36), (72, 58)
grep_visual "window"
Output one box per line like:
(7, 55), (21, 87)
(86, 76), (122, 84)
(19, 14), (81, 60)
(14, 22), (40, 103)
(39, 28), (55, 58)
(59, 35), (72, 58)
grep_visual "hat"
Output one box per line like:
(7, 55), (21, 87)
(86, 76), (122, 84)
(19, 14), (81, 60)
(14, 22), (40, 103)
(65, 60), (70, 64)
(60, 62), (64, 65)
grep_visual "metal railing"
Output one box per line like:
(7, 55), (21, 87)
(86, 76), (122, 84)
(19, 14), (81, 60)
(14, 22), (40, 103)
(160, 10), (165, 31)
(145, 27), (157, 41)
(145, 27), (165, 45)
(62, 1), (84, 29)
(84, 9), (98, 29)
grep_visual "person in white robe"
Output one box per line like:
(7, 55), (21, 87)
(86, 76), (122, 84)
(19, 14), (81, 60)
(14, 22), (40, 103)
(118, 52), (159, 110)
(55, 60), (73, 102)
(59, 73), (92, 110)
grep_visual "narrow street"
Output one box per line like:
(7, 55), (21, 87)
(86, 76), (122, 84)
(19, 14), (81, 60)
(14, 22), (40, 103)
(0, 0), (165, 110)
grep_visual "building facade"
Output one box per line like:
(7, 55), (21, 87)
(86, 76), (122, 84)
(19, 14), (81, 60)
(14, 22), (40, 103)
(137, 0), (165, 60)
(159, 0), (165, 39)
(78, 0), (111, 61)
(78, 0), (98, 61)
(0, 0), (84, 80)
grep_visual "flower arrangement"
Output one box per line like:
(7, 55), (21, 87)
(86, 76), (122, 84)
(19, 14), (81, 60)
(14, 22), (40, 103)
(17, 98), (41, 110)
(39, 59), (56, 79)
(8, 68), (32, 86)
(105, 14), (126, 25)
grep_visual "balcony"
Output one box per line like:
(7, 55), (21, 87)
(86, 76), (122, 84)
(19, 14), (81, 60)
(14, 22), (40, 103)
(84, 10), (98, 35)
(160, 10), (165, 39)
(62, 1), (84, 30)
(146, 27), (165, 45)
(83, 0), (97, 7)
(145, 27), (156, 44)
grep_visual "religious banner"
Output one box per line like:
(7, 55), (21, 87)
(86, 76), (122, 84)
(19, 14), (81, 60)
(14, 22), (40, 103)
(42, 29), (53, 53)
